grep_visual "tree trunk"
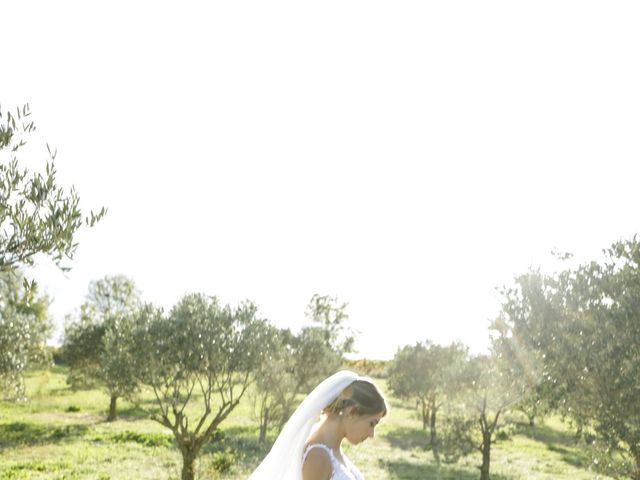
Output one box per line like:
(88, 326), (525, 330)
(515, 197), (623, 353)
(429, 402), (440, 464)
(528, 414), (535, 427)
(180, 445), (199, 480)
(107, 395), (117, 422)
(429, 409), (437, 444)
(480, 429), (491, 480)
(259, 407), (269, 444)
(278, 406), (291, 433)
(420, 399), (429, 431)
(574, 423), (583, 442)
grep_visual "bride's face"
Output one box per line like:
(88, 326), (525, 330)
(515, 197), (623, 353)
(344, 410), (385, 445)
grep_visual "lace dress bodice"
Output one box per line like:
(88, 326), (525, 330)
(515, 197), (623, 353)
(303, 444), (364, 480)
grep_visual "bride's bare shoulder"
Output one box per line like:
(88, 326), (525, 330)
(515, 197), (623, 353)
(302, 446), (332, 480)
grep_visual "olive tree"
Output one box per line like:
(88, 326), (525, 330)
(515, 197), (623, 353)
(441, 353), (526, 480)
(1, 103), (104, 399)
(252, 294), (354, 442)
(63, 275), (141, 421)
(252, 326), (298, 443)
(252, 323), (348, 443)
(131, 294), (270, 480)
(387, 341), (469, 462)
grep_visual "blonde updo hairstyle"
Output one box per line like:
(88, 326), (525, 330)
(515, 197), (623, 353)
(322, 378), (388, 418)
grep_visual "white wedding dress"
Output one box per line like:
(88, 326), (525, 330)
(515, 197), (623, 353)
(303, 444), (364, 480)
(248, 371), (362, 480)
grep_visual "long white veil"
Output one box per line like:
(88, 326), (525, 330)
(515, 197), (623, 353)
(248, 370), (359, 480)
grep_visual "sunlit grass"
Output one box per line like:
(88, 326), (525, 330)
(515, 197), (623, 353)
(0, 368), (615, 479)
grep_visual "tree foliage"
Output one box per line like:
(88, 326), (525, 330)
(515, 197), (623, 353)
(63, 318), (105, 388)
(0, 103), (106, 276)
(0, 270), (51, 400)
(546, 239), (640, 479)
(305, 293), (354, 358)
(491, 269), (556, 426)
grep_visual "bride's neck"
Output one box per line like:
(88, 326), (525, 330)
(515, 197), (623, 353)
(312, 415), (345, 449)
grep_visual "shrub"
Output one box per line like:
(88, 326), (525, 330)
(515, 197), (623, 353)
(211, 450), (235, 473)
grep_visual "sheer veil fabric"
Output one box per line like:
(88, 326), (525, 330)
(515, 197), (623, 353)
(248, 370), (360, 480)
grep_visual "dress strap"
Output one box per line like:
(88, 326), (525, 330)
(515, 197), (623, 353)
(303, 443), (336, 463)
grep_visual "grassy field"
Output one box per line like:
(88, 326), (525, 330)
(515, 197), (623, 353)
(0, 367), (612, 480)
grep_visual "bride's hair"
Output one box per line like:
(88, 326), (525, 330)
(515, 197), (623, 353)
(322, 378), (387, 417)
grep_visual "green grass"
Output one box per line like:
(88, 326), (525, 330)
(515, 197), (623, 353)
(0, 367), (615, 479)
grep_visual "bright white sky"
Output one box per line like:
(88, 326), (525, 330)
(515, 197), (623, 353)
(3, 1), (640, 359)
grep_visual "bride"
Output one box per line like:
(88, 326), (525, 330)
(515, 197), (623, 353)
(249, 370), (387, 480)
